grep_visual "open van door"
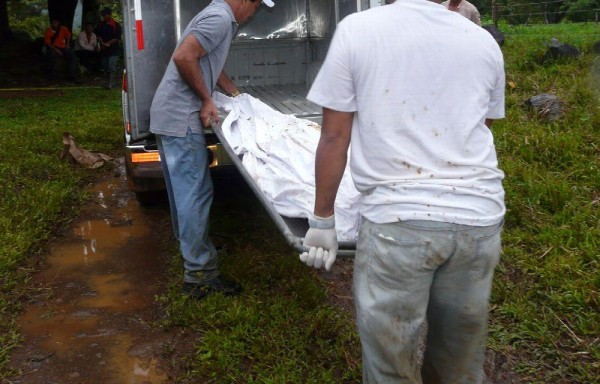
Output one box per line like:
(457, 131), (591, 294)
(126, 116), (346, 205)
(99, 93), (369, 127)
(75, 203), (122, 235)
(121, 1), (216, 203)
(119, 0), (383, 251)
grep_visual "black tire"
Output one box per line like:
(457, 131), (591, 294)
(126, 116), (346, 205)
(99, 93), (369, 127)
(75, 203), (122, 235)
(135, 191), (167, 206)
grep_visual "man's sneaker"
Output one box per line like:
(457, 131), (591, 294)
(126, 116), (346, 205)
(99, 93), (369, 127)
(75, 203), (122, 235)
(182, 276), (242, 299)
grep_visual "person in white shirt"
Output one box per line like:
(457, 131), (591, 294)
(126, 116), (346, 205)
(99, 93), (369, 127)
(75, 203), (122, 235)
(442, 0), (482, 25)
(75, 23), (100, 72)
(299, 0), (505, 382)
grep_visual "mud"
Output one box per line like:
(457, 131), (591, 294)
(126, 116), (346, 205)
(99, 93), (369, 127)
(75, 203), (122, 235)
(8, 159), (174, 384)
(6, 158), (519, 383)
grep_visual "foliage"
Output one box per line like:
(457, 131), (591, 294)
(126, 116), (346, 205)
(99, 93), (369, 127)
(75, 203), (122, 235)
(9, 13), (46, 40)
(7, 0), (46, 21)
(6, 0), (47, 41)
(562, 0), (600, 22)
(483, 0), (599, 24)
(6, 0), (122, 42)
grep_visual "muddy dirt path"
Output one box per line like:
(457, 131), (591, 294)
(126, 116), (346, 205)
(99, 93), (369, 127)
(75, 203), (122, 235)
(6, 158), (518, 384)
(8, 159), (175, 383)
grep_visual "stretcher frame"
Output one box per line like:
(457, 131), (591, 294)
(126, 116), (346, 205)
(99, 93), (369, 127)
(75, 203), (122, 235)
(212, 87), (357, 256)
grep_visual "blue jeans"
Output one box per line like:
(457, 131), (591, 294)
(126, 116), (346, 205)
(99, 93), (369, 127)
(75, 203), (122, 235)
(100, 55), (118, 72)
(156, 130), (218, 283)
(353, 219), (503, 384)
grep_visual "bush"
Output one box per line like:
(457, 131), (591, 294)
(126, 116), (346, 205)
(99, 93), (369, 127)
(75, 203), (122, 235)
(11, 15), (48, 42)
(563, 0), (600, 22)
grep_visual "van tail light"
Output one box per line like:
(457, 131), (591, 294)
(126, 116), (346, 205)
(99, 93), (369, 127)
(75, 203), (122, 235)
(131, 152), (160, 163)
(122, 70), (128, 93)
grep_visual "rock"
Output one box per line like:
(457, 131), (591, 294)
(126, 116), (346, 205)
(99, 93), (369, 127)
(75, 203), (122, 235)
(525, 94), (564, 122)
(542, 38), (582, 62)
(482, 25), (505, 47)
(593, 40), (600, 55)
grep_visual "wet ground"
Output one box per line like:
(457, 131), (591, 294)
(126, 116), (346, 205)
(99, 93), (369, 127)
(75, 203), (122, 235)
(8, 159), (174, 383)
(5, 156), (518, 383)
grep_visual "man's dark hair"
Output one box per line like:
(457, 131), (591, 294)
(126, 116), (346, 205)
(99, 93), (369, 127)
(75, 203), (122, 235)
(101, 7), (112, 16)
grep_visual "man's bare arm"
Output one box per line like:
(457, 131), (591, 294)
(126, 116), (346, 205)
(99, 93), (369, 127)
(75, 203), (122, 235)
(173, 35), (211, 101)
(172, 35), (218, 126)
(314, 108), (354, 218)
(217, 70), (239, 96)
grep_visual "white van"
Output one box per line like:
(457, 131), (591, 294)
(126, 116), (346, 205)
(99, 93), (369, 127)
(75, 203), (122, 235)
(121, 0), (385, 251)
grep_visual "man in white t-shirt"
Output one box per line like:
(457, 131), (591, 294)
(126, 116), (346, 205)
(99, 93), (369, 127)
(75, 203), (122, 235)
(442, 0), (482, 25)
(299, 0), (505, 382)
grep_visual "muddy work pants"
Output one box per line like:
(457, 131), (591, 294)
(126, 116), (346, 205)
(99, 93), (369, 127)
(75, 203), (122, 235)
(353, 219), (502, 384)
(156, 130), (219, 284)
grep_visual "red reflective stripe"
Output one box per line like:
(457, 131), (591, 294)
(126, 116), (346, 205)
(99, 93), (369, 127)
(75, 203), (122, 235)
(136, 20), (144, 50)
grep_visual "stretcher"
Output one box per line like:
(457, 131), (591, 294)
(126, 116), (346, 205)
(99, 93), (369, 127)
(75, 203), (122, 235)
(212, 86), (357, 256)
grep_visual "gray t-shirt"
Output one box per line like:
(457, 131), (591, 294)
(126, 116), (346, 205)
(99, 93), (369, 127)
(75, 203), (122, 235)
(150, 0), (237, 136)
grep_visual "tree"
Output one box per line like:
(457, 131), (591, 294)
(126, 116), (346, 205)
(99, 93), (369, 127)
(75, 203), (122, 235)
(3, 0), (81, 41)
(82, 0), (101, 25)
(0, 0), (10, 41)
(47, 0), (78, 30)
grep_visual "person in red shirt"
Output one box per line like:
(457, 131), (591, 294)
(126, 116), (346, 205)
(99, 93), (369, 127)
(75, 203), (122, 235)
(43, 19), (80, 82)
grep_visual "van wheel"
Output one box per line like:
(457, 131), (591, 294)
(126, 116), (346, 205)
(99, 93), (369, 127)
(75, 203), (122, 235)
(135, 191), (167, 206)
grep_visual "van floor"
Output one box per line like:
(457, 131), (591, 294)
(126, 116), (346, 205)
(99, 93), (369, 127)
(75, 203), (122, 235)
(240, 84), (322, 118)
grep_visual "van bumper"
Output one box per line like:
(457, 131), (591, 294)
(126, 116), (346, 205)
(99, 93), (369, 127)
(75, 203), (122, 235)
(124, 143), (233, 193)
(124, 147), (165, 193)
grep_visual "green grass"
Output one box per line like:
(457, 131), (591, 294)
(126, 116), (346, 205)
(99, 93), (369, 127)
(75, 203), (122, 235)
(1, 21), (599, 383)
(489, 22), (600, 382)
(155, 173), (362, 383)
(0, 87), (123, 374)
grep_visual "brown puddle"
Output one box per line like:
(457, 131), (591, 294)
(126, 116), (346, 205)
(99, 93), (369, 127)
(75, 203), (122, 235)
(9, 160), (173, 384)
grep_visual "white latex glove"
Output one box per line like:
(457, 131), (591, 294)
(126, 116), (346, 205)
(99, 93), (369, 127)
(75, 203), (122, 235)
(299, 214), (338, 271)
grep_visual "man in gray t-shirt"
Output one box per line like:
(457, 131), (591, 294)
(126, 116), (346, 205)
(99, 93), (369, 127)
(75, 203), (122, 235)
(149, 0), (275, 299)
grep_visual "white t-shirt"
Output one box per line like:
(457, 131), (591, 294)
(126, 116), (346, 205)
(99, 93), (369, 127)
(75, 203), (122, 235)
(76, 31), (97, 51)
(307, 0), (506, 226)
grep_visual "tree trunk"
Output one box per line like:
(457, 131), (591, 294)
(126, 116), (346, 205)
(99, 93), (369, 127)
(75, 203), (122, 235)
(82, 0), (101, 25)
(47, 0), (79, 31)
(0, 0), (11, 42)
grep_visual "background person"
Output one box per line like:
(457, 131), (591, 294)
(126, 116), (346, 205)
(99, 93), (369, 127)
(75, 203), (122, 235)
(442, 0), (482, 25)
(149, 0), (275, 299)
(300, 0), (505, 382)
(96, 7), (122, 88)
(43, 19), (79, 81)
(75, 23), (100, 73)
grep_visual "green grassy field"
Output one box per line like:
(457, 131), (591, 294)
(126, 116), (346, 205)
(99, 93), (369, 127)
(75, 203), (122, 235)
(1, 22), (599, 382)
(0, 87), (123, 373)
(488, 22), (600, 382)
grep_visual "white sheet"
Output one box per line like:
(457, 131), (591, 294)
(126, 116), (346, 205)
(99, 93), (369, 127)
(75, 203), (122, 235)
(214, 92), (361, 242)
